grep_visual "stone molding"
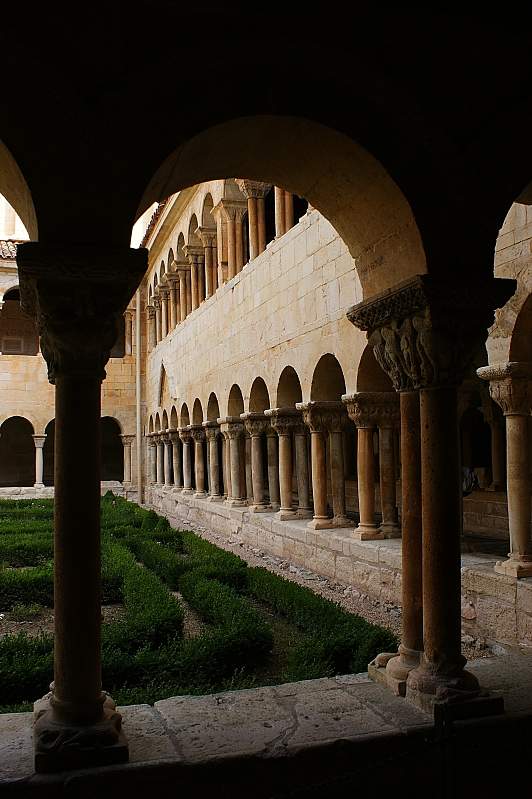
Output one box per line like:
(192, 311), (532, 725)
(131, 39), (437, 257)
(295, 401), (346, 433)
(478, 362), (532, 416)
(347, 274), (515, 391)
(234, 179), (272, 199)
(342, 392), (396, 429)
(265, 407), (302, 436)
(17, 243), (147, 383)
(241, 412), (269, 437)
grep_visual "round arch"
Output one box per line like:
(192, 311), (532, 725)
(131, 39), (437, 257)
(148, 415), (154, 433)
(276, 366), (303, 408)
(101, 417), (123, 482)
(207, 392), (220, 421)
(356, 344), (394, 392)
(0, 416), (35, 486)
(249, 377), (270, 413)
(201, 193), (214, 227)
(161, 410), (169, 430)
(310, 354), (347, 401)
(227, 384), (244, 417)
(510, 294), (532, 362)
(0, 139), (38, 239)
(180, 403), (190, 427)
(170, 406), (178, 429)
(155, 412), (161, 432)
(192, 399), (203, 425)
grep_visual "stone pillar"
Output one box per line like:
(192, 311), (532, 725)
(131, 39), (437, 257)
(176, 266), (186, 322)
(204, 422), (222, 500)
(274, 186), (285, 237)
(190, 426), (207, 497)
(18, 242), (146, 771)
(265, 408), (300, 520)
(198, 228), (216, 299)
(179, 427), (193, 494)
(235, 208), (246, 273)
(33, 434), (46, 488)
(478, 362), (532, 577)
(120, 434), (134, 484)
(219, 418), (246, 506)
(160, 286), (169, 338)
(184, 268), (192, 315)
(221, 429), (231, 498)
(242, 413), (270, 512)
(124, 309), (133, 355)
(343, 394), (381, 540)
(162, 433), (172, 487)
(376, 395), (401, 537)
(347, 273), (513, 709)
(266, 427), (281, 510)
(148, 435), (157, 484)
(220, 202), (246, 280)
(197, 253), (205, 303)
(235, 180), (272, 260)
(167, 273), (178, 330)
(169, 431), (182, 488)
(297, 403), (330, 529)
(294, 425), (313, 518)
(184, 246), (202, 311)
(284, 190), (294, 232)
(156, 435), (164, 486)
(154, 296), (162, 343)
(325, 404), (351, 527)
(481, 391), (506, 491)
(147, 305), (156, 351)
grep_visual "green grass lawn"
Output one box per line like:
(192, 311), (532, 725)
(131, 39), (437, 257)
(0, 494), (397, 712)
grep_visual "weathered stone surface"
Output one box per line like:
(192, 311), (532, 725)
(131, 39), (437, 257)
(0, 712), (33, 779)
(119, 704), (178, 762)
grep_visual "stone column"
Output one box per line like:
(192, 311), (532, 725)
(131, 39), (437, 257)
(154, 296), (162, 343)
(184, 268), (192, 315)
(376, 395), (401, 537)
(274, 186), (285, 237)
(179, 427), (193, 494)
(347, 273), (513, 709)
(294, 424), (313, 518)
(204, 422), (222, 500)
(266, 427), (281, 510)
(325, 404), (351, 527)
(219, 418), (246, 506)
(221, 428), (231, 498)
(242, 413), (270, 512)
(297, 403), (330, 529)
(162, 433), (172, 487)
(124, 309), (133, 355)
(160, 286), (169, 338)
(266, 408), (300, 520)
(198, 228), (216, 299)
(284, 190), (294, 232)
(190, 426), (207, 497)
(184, 246), (202, 311)
(155, 435), (164, 486)
(478, 362), (532, 577)
(18, 242), (146, 771)
(235, 180), (272, 260)
(147, 305), (156, 351)
(343, 394), (381, 539)
(120, 434), (134, 484)
(33, 434), (46, 488)
(481, 391), (506, 491)
(197, 253), (205, 303)
(169, 430), (182, 488)
(167, 272), (178, 330)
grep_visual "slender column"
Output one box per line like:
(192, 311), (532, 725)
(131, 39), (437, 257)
(179, 428), (193, 494)
(274, 186), (285, 237)
(247, 196), (259, 260)
(184, 269), (192, 315)
(266, 408), (299, 520)
(266, 427), (280, 510)
(156, 436), (164, 486)
(235, 208), (245, 273)
(386, 391), (423, 688)
(162, 433), (172, 487)
(169, 431), (182, 488)
(160, 287), (169, 338)
(211, 202), (225, 286)
(189, 427), (206, 497)
(242, 413), (269, 512)
(225, 212), (236, 279)
(33, 434), (46, 488)
(154, 297), (162, 343)
(243, 434), (252, 502)
(377, 396), (401, 537)
(188, 255), (199, 310)
(219, 419), (246, 505)
(120, 434), (134, 484)
(147, 305), (156, 351)
(18, 242), (146, 771)
(204, 422), (222, 500)
(324, 406), (351, 527)
(197, 254), (205, 303)
(124, 310), (133, 355)
(167, 274), (178, 330)
(235, 180), (272, 259)
(297, 403), (329, 528)
(176, 267), (186, 322)
(343, 394), (381, 539)
(221, 430), (231, 498)
(482, 392), (506, 491)
(257, 197), (266, 254)
(478, 363), (532, 576)
(294, 426), (313, 518)
(284, 190), (294, 232)
(198, 228), (216, 299)
(148, 436), (157, 484)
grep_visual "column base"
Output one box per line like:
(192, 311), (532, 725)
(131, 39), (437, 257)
(307, 516), (334, 530)
(269, 502), (281, 512)
(193, 491), (207, 498)
(405, 659), (481, 714)
(352, 524), (383, 540)
(33, 693), (128, 774)
(249, 503), (271, 513)
(224, 498), (248, 507)
(368, 646), (422, 697)
(181, 488), (194, 495)
(207, 494), (224, 502)
(331, 515), (351, 528)
(379, 522), (401, 539)
(297, 508), (314, 519)
(33, 482), (45, 489)
(276, 508), (298, 521)
(494, 557), (532, 578)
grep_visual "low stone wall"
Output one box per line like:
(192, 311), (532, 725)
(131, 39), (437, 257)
(147, 486), (532, 649)
(463, 490), (510, 538)
(0, 482), (139, 502)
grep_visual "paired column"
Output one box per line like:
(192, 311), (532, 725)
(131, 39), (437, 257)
(33, 434), (46, 488)
(166, 272), (179, 331)
(198, 228), (217, 299)
(204, 422), (222, 500)
(219, 418), (246, 506)
(265, 408), (299, 520)
(162, 433), (172, 487)
(377, 395), (401, 537)
(184, 246), (203, 311)
(220, 201), (247, 279)
(190, 426), (207, 497)
(235, 180), (272, 260)
(293, 423), (313, 519)
(297, 403), (329, 528)
(148, 435), (157, 484)
(18, 242), (146, 771)
(242, 413), (270, 512)
(147, 305), (156, 351)
(274, 187), (294, 238)
(120, 434), (134, 485)
(124, 309), (133, 355)
(481, 390), (506, 491)
(266, 427), (281, 510)
(169, 430), (182, 489)
(179, 427), (193, 494)
(478, 362), (532, 577)
(155, 434), (164, 486)
(154, 296), (162, 343)
(343, 394), (381, 539)
(159, 285), (169, 338)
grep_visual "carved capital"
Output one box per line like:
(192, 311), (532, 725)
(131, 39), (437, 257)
(189, 425), (205, 443)
(347, 275), (516, 391)
(477, 362), (532, 416)
(203, 421), (220, 442)
(295, 401), (347, 433)
(241, 412), (269, 437)
(120, 434), (135, 446)
(169, 431), (181, 444)
(196, 226), (217, 248)
(18, 244), (147, 384)
(220, 200), (247, 222)
(264, 407), (302, 436)
(235, 179), (272, 200)
(178, 427), (192, 443)
(342, 392), (394, 428)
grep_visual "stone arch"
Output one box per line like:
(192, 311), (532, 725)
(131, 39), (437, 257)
(167, 248), (175, 270)
(276, 366), (303, 408)
(201, 193), (214, 227)
(310, 354), (346, 401)
(192, 399), (203, 425)
(187, 214), (200, 246)
(177, 232), (186, 260)
(170, 406), (178, 429)
(227, 384), (244, 417)
(148, 415), (154, 433)
(43, 418), (55, 486)
(510, 294), (532, 362)
(249, 377), (270, 413)
(356, 344), (394, 392)
(0, 139), (38, 239)
(180, 403), (190, 427)
(207, 392), (220, 421)
(159, 260), (166, 282)
(155, 412), (161, 432)
(0, 416), (35, 487)
(159, 363), (171, 408)
(137, 115), (427, 299)
(101, 417), (123, 482)
(162, 409), (169, 430)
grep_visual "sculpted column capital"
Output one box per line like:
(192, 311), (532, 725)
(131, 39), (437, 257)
(342, 392), (389, 428)
(189, 424), (205, 443)
(219, 199), (247, 222)
(477, 362), (532, 416)
(265, 407), (302, 435)
(234, 179), (272, 200)
(120, 434), (135, 446)
(146, 304), (156, 319)
(169, 430), (181, 444)
(178, 426), (192, 444)
(241, 412), (269, 437)
(203, 421), (220, 442)
(218, 417), (244, 440)
(17, 243), (147, 384)
(295, 401), (347, 433)
(32, 435), (47, 448)
(196, 226), (217, 248)
(347, 274), (515, 391)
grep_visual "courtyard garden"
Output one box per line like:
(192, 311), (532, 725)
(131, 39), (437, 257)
(0, 494), (397, 712)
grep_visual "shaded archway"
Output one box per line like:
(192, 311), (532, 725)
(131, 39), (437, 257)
(310, 354), (346, 401)
(276, 366), (302, 408)
(101, 417), (123, 482)
(357, 345), (394, 392)
(170, 406), (178, 430)
(0, 416), (35, 486)
(510, 294), (532, 362)
(192, 399), (203, 425)
(43, 419), (55, 486)
(154, 412), (161, 432)
(249, 377), (270, 413)
(162, 410), (169, 431)
(180, 403), (190, 427)
(207, 392), (220, 421)
(228, 384), (244, 417)
(0, 287), (39, 355)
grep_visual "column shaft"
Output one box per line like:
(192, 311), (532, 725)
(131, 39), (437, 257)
(194, 439), (206, 496)
(235, 216), (244, 272)
(250, 434), (267, 510)
(190, 261), (198, 310)
(230, 435), (243, 500)
(257, 197), (266, 254)
(247, 196), (259, 260)
(505, 414), (532, 562)
(284, 190), (294, 231)
(355, 428), (380, 538)
(172, 438), (182, 487)
(227, 218), (236, 279)
(205, 246), (213, 298)
(294, 431), (312, 517)
(267, 432), (280, 509)
(156, 441), (164, 485)
(182, 440), (192, 492)
(310, 430), (328, 524)
(123, 442), (132, 483)
(33, 435), (46, 487)
(278, 433), (295, 518)
(378, 426), (400, 537)
(274, 187), (285, 237)
(163, 440), (172, 487)
(329, 429), (349, 526)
